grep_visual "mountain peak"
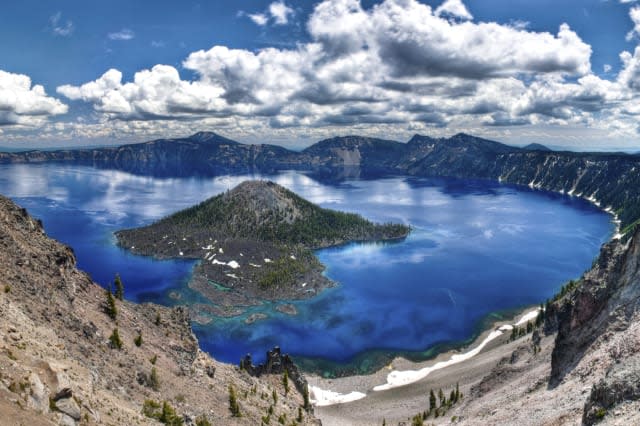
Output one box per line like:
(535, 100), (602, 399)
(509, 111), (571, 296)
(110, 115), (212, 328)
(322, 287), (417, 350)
(188, 131), (239, 145)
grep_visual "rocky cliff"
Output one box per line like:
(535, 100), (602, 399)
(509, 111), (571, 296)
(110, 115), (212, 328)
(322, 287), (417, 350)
(0, 195), (320, 425)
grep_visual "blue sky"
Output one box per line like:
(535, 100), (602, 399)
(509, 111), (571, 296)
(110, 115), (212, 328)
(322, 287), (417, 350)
(1, 0), (640, 149)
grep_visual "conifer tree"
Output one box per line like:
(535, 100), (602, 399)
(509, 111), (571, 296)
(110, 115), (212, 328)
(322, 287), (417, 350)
(303, 385), (311, 411)
(114, 274), (124, 300)
(105, 288), (117, 320)
(228, 384), (241, 417)
(109, 328), (122, 349)
(429, 389), (436, 411)
(283, 369), (289, 395)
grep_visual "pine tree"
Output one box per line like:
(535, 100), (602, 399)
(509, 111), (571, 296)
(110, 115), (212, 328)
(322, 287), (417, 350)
(109, 328), (122, 349)
(455, 382), (460, 403)
(149, 367), (160, 391)
(228, 384), (241, 417)
(429, 389), (436, 411)
(114, 274), (124, 300)
(283, 369), (290, 395)
(105, 288), (117, 320)
(438, 388), (444, 406)
(303, 385), (311, 411)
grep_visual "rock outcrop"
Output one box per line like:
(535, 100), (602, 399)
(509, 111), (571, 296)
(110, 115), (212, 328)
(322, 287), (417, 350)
(241, 347), (309, 397)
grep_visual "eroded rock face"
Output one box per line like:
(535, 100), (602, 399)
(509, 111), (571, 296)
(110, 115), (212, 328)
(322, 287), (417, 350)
(550, 231), (640, 385)
(240, 346), (309, 396)
(583, 354), (640, 425)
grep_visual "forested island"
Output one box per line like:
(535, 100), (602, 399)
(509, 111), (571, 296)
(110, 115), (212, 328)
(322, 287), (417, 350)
(116, 180), (410, 320)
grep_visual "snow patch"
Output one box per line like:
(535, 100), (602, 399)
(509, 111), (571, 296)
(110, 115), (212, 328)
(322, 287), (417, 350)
(310, 386), (366, 407)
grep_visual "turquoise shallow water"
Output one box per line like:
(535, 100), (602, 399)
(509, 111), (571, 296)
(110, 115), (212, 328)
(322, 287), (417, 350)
(0, 164), (614, 371)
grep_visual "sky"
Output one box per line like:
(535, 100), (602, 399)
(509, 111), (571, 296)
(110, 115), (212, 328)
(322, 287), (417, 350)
(2, 0), (640, 150)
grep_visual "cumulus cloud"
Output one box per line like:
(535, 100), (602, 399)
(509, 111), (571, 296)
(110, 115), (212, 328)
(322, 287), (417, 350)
(269, 1), (295, 25)
(244, 1), (294, 26)
(108, 29), (135, 41)
(0, 70), (67, 126)
(435, 0), (473, 21)
(56, 0), (640, 144)
(50, 12), (74, 37)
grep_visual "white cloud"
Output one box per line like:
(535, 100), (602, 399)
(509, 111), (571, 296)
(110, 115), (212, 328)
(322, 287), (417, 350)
(49, 12), (74, 37)
(269, 1), (294, 25)
(53, 0), (640, 147)
(249, 13), (269, 26)
(244, 1), (294, 26)
(604, 64), (612, 73)
(0, 70), (67, 127)
(435, 0), (473, 21)
(108, 29), (135, 41)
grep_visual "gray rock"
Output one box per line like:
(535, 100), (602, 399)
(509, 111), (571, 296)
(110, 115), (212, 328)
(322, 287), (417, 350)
(55, 397), (81, 421)
(27, 373), (48, 413)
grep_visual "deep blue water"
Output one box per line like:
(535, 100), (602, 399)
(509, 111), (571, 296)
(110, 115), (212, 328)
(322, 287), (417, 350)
(0, 164), (614, 369)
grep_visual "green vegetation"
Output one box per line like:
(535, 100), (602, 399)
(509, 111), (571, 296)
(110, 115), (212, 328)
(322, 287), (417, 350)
(411, 413), (423, 426)
(421, 384), (462, 420)
(133, 181), (409, 250)
(134, 333), (143, 347)
(105, 288), (117, 320)
(3, 285), (9, 293)
(303, 385), (311, 411)
(228, 384), (241, 417)
(195, 415), (212, 426)
(282, 370), (289, 395)
(595, 407), (606, 420)
(109, 328), (122, 349)
(142, 400), (183, 425)
(259, 251), (314, 290)
(553, 279), (580, 301)
(149, 367), (160, 391)
(114, 274), (124, 300)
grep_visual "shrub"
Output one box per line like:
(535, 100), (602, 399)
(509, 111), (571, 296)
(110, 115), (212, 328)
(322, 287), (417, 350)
(195, 415), (212, 426)
(142, 399), (183, 425)
(109, 328), (122, 349)
(149, 367), (160, 391)
(229, 384), (241, 417)
(134, 333), (143, 347)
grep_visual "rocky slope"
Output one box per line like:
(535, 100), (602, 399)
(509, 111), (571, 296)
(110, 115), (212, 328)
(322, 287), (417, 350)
(0, 194), (320, 425)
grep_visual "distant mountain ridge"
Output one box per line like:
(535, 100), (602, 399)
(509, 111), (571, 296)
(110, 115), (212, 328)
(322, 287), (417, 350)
(2, 130), (640, 231)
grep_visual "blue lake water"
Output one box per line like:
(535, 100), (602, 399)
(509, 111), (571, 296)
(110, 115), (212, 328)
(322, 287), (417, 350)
(0, 164), (614, 371)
